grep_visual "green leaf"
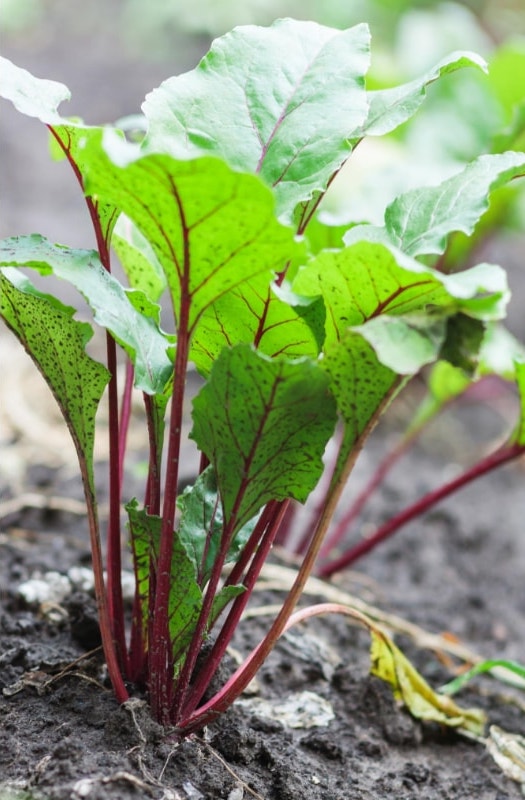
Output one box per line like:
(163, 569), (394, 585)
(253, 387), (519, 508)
(354, 51), (487, 139)
(83, 144), (300, 335)
(438, 314), (485, 375)
(344, 152), (525, 257)
(191, 345), (337, 531)
(177, 466), (259, 586)
(370, 626), (486, 736)
(383, 152), (525, 257)
(210, 584), (246, 629)
(357, 314), (447, 375)
(294, 242), (508, 472)
(296, 244), (509, 341)
(487, 44), (525, 124)
(0, 268), (109, 496)
(0, 235), (172, 394)
(408, 323), (525, 435)
(322, 330), (399, 451)
(126, 501), (203, 667)
(478, 324), (525, 380)
(112, 215), (167, 302)
(440, 659), (525, 696)
(190, 277), (324, 376)
(0, 57), (120, 243)
(294, 243), (475, 349)
(142, 19), (371, 221)
(0, 55), (70, 123)
(514, 360), (525, 446)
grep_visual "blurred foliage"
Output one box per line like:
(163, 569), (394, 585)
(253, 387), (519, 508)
(0, 0), (42, 32)
(1, 0), (523, 264)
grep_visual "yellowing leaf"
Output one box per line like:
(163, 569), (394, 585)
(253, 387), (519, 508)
(370, 628), (486, 736)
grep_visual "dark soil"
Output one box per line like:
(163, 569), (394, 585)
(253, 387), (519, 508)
(2, 8), (525, 798)
(1, 358), (524, 799)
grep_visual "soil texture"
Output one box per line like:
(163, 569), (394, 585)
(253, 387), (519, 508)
(0, 351), (524, 799)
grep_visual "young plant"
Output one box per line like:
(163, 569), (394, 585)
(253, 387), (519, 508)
(1, 19), (524, 735)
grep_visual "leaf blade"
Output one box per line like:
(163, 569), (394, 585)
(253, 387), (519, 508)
(142, 19), (371, 221)
(0, 235), (172, 394)
(0, 268), (109, 495)
(83, 146), (301, 334)
(191, 345), (337, 531)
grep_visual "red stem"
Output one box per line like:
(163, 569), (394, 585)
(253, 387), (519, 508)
(180, 500), (289, 718)
(318, 441), (525, 578)
(169, 512), (239, 723)
(143, 393), (163, 515)
(79, 462), (128, 703)
(225, 500), (284, 587)
(176, 434), (363, 736)
(118, 361), (135, 485)
(318, 426), (421, 561)
(149, 317), (190, 722)
(48, 125), (128, 675)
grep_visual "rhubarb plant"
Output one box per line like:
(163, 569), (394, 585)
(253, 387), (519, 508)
(1, 19), (524, 734)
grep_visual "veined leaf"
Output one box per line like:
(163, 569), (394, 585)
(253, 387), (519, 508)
(190, 276), (324, 376)
(322, 330), (399, 451)
(347, 152), (525, 256)
(385, 152), (525, 256)
(294, 242), (508, 475)
(177, 466), (259, 586)
(0, 268), (109, 496)
(294, 243), (508, 343)
(83, 142), (301, 334)
(126, 501), (202, 667)
(354, 51), (487, 139)
(142, 19), (371, 222)
(191, 345), (337, 531)
(127, 499), (244, 666)
(0, 235), (172, 394)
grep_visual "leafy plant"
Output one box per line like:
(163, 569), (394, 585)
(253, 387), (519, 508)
(1, 18), (524, 735)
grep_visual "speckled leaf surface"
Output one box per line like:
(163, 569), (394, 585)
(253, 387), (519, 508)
(190, 276), (324, 376)
(191, 345), (337, 531)
(0, 235), (172, 394)
(294, 241), (508, 474)
(126, 501), (203, 666)
(294, 242), (453, 348)
(83, 148), (300, 334)
(0, 268), (109, 495)
(142, 19), (370, 222)
(322, 331), (398, 451)
(294, 243), (508, 345)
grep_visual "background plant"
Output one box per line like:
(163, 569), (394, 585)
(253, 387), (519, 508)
(1, 18), (524, 736)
